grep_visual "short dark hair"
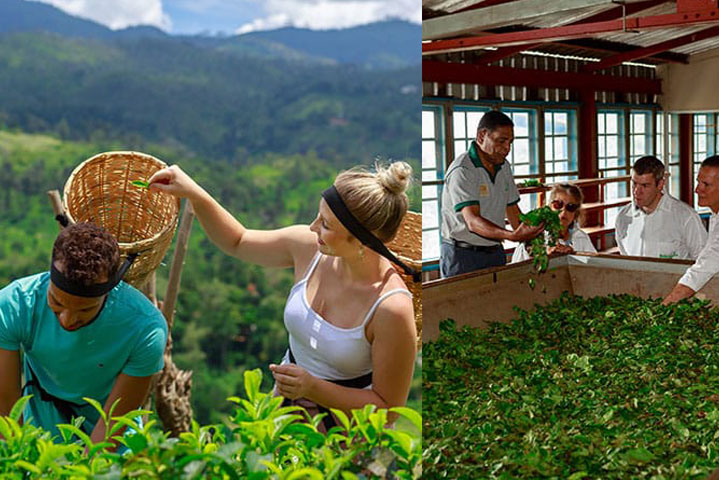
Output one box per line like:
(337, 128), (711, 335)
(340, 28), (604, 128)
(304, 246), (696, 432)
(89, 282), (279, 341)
(702, 155), (719, 169)
(477, 110), (514, 134)
(632, 155), (665, 183)
(52, 222), (120, 286)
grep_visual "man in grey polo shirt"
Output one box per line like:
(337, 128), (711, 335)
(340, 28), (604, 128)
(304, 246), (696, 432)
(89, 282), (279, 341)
(440, 110), (543, 278)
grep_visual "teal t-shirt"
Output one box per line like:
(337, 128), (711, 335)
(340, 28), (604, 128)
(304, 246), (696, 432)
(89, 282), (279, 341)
(0, 272), (167, 436)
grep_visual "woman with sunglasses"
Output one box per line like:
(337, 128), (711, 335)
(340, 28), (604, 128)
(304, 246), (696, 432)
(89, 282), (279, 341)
(512, 183), (596, 263)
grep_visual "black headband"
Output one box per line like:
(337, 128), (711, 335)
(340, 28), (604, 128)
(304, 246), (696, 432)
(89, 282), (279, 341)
(50, 252), (138, 297)
(322, 185), (420, 282)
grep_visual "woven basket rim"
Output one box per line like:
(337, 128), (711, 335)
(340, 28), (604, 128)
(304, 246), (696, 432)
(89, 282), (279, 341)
(62, 151), (179, 250)
(387, 210), (421, 265)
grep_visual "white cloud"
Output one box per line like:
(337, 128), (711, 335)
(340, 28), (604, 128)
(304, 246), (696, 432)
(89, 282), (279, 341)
(235, 0), (420, 34)
(30, 0), (172, 30)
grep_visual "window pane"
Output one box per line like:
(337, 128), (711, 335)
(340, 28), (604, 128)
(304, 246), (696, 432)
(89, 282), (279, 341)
(606, 114), (618, 134)
(554, 137), (567, 160)
(545, 113), (553, 135)
(607, 137), (618, 157)
(422, 185), (438, 200)
(453, 113), (466, 139)
(598, 137), (606, 159)
(422, 200), (439, 229)
(467, 112), (485, 134)
(423, 170), (438, 182)
(669, 165), (680, 198)
(422, 229), (440, 261)
(513, 113), (529, 137)
(422, 111), (435, 138)
(555, 113), (567, 134)
(514, 138), (529, 162)
(632, 135), (646, 156)
(455, 140), (467, 157)
(632, 114), (646, 134)
(514, 164), (529, 175)
(598, 114), (606, 134)
(545, 137), (554, 161)
(422, 140), (437, 169)
(698, 135), (707, 153)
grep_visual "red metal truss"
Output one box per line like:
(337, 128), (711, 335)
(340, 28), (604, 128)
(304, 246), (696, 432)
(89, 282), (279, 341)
(423, 7), (719, 54)
(582, 25), (719, 71)
(422, 60), (662, 94)
(477, 0), (670, 64)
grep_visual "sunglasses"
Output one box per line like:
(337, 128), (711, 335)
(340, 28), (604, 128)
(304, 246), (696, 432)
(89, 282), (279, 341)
(551, 199), (580, 213)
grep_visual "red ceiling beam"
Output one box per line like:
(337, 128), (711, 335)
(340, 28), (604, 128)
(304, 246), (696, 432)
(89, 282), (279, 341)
(423, 7), (719, 54)
(423, 60), (662, 94)
(582, 25), (719, 71)
(477, 0), (669, 64)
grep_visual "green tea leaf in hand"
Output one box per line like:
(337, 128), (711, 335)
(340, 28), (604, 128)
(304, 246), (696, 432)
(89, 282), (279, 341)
(131, 180), (150, 189)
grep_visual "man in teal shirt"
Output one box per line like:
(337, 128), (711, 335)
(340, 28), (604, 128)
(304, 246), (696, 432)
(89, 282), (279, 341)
(0, 222), (167, 448)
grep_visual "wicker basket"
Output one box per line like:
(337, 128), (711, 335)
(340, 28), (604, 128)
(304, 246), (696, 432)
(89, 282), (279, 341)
(62, 151), (181, 289)
(386, 210), (422, 348)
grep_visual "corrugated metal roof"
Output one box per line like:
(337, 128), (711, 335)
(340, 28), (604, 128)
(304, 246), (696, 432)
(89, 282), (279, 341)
(423, 0), (719, 61)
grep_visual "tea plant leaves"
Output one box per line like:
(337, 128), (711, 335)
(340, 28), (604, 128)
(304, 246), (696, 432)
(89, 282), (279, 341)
(424, 294), (719, 478)
(0, 368), (421, 478)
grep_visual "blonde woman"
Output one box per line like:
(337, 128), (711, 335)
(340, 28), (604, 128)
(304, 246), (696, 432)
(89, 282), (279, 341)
(512, 183), (597, 263)
(148, 163), (417, 431)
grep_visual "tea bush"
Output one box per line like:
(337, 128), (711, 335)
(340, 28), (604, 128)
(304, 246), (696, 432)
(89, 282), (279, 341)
(0, 369), (421, 479)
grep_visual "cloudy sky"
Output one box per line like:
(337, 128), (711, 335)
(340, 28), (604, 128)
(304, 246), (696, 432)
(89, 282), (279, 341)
(28, 0), (420, 35)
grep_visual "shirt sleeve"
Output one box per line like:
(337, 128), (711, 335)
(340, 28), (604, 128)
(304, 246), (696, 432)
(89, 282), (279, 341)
(573, 230), (597, 253)
(0, 281), (30, 351)
(679, 228), (719, 292)
(122, 314), (167, 377)
(683, 213), (708, 260)
(446, 166), (480, 212)
(614, 209), (629, 256)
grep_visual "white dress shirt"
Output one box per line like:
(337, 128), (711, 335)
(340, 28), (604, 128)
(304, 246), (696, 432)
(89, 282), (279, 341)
(679, 212), (719, 292)
(615, 194), (707, 260)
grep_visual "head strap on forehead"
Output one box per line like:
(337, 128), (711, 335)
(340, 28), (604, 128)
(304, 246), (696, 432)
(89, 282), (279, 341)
(50, 252), (138, 297)
(321, 185), (420, 283)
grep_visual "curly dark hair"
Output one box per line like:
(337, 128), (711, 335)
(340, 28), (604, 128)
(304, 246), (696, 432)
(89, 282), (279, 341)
(52, 222), (120, 286)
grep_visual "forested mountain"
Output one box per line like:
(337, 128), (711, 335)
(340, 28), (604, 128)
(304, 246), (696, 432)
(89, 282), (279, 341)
(0, 0), (420, 68)
(0, 4), (421, 424)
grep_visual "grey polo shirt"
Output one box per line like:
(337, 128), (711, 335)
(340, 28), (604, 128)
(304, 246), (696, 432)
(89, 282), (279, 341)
(440, 141), (520, 247)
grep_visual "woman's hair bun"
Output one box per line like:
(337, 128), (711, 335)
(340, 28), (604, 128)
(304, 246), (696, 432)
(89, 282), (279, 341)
(376, 161), (412, 195)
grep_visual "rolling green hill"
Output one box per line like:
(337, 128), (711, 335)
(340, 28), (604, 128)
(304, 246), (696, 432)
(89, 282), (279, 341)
(0, 31), (419, 167)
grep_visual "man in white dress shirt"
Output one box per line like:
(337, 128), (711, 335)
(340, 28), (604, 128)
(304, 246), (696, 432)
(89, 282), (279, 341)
(664, 156), (719, 304)
(615, 155), (706, 260)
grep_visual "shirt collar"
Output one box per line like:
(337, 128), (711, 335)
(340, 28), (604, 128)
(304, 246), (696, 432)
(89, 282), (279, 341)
(469, 141), (504, 180)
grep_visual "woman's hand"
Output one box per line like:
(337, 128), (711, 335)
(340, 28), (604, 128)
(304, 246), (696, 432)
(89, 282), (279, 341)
(269, 363), (317, 400)
(548, 244), (574, 255)
(148, 165), (203, 200)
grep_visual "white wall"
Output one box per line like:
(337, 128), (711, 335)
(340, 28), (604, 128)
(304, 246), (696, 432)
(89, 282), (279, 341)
(658, 46), (719, 113)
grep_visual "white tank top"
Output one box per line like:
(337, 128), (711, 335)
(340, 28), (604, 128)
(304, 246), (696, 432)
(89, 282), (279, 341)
(282, 252), (412, 381)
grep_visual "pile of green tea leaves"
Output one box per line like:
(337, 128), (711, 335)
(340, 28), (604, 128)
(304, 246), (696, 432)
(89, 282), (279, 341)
(520, 179), (544, 188)
(423, 294), (719, 479)
(519, 206), (562, 272)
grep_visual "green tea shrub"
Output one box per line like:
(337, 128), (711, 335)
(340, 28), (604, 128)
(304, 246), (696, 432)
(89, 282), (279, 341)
(0, 370), (421, 479)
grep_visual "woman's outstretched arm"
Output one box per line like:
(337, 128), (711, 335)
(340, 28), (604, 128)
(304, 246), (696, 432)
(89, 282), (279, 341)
(149, 165), (315, 268)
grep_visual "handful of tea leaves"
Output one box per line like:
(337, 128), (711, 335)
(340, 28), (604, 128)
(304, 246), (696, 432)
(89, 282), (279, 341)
(520, 179), (543, 188)
(519, 206), (561, 272)
(131, 180), (150, 189)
